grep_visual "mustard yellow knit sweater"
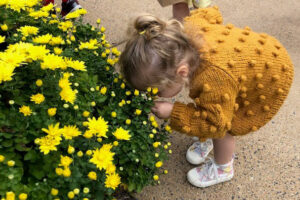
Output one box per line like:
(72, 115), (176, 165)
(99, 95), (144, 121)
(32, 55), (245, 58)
(170, 6), (294, 140)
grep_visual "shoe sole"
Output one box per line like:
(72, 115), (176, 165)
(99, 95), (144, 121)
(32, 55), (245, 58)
(187, 172), (234, 188)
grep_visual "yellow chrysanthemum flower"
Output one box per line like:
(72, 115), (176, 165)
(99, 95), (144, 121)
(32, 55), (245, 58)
(58, 21), (73, 32)
(65, 10), (81, 19)
(19, 105), (32, 116)
(89, 145), (115, 170)
(41, 54), (67, 70)
(0, 35), (5, 44)
(33, 33), (53, 44)
(112, 127), (131, 140)
(17, 26), (39, 37)
(42, 123), (62, 137)
(66, 58), (86, 71)
(50, 36), (64, 46)
(59, 87), (76, 104)
(61, 125), (81, 140)
(38, 135), (60, 155)
(30, 93), (45, 104)
(59, 155), (73, 167)
(86, 117), (109, 138)
(105, 173), (121, 190)
(54, 47), (62, 55)
(0, 51), (26, 68)
(27, 45), (50, 61)
(29, 10), (49, 19)
(0, 61), (15, 84)
(105, 164), (116, 174)
(41, 2), (54, 12)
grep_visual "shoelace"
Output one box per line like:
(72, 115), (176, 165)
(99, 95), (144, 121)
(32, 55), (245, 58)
(201, 157), (219, 181)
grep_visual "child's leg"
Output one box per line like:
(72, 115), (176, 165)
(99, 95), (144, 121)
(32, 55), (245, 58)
(213, 132), (235, 165)
(42, 0), (54, 6)
(172, 2), (190, 22)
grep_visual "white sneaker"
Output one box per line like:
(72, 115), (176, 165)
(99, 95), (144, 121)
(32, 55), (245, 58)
(187, 157), (234, 188)
(186, 139), (213, 165)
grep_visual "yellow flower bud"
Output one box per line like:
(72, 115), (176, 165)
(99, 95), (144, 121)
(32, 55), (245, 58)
(0, 155), (5, 162)
(55, 168), (63, 175)
(6, 192), (15, 200)
(83, 187), (90, 194)
(1, 24), (8, 31)
(100, 87), (107, 95)
(63, 168), (71, 177)
(67, 146), (75, 154)
(120, 83), (125, 89)
(155, 161), (163, 168)
(73, 105), (79, 110)
(83, 111), (90, 117)
(48, 108), (57, 117)
(7, 160), (15, 167)
(134, 89), (139, 96)
(86, 150), (92, 156)
(111, 112), (117, 118)
(135, 109), (142, 115)
(97, 19), (101, 24)
(153, 175), (159, 181)
(152, 87), (159, 95)
(149, 116), (155, 122)
(51, 188), (59, 196)
(73, 188), (80, 195)
(149, 134), (154, 139)
(125, 119), (131, 125)
(88, 171), (97, 180)
(153, 142), (160, 148)
(91, 101), (96, 107)
(97, 138), (102, 142)
(18, 193), (28, 200)
(113, 141), (119, 146)
(67, 191), (75, 199)
(77, 151), (83, 157)
(36, 79), (43, 87)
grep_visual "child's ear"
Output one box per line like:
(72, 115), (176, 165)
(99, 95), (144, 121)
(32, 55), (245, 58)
(176, 64), (189, 77)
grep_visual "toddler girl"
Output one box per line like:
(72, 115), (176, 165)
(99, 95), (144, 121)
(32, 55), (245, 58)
(119, 7), (294, 187)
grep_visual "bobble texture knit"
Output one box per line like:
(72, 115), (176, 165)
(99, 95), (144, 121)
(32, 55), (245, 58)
(170, 6), (294, 140)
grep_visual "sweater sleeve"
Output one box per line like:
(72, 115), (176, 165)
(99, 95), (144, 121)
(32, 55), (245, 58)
(170, 66), (238, 140)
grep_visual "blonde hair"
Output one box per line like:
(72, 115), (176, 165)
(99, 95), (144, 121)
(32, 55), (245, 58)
(119, 14), (202, 90)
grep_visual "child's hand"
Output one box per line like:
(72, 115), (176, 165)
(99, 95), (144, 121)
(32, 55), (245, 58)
(151, 101), (174, 119)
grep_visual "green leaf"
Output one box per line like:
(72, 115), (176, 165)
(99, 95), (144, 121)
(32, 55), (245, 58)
(95, 190), (105, 200)
(24, 150), (37, 161)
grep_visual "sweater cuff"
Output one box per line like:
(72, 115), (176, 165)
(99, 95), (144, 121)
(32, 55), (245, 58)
(170, 102), (191, 133)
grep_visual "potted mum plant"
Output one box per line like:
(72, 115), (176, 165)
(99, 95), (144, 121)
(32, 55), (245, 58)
(0, 1), (172, 199)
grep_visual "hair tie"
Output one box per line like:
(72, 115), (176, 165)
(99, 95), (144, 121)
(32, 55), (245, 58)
(139, 30), (146, 35)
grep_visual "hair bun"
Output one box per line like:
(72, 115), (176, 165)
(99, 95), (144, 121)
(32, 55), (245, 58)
(134, 14), (166, 39)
